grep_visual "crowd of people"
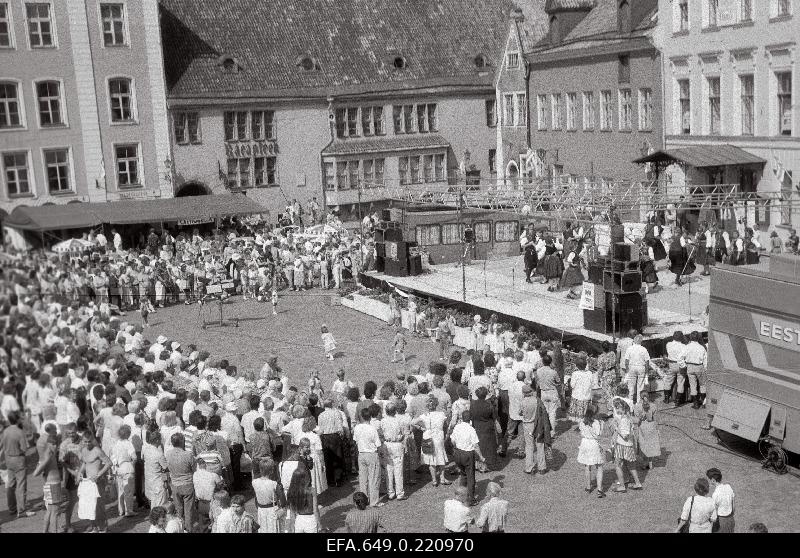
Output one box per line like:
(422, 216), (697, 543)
(0, 205), (772, 534)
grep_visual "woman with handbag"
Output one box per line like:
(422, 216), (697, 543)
(252, 457), (287, 533)
(412, 395), (449, 486)
(675, 477), (717, 533)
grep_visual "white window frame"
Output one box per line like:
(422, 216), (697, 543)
(113, 142), (143, 188)
(551, 93), (563, 130)
(706, 76), (721, 135)
(97, 1), (130, 48)
(506, 51), (519, 69)
(251, 109), (276, 141)
(582, 91), (595, 130)
(0, 2), (16, 49)
(677, 78), (691, 134)
(618, 88), (632, 131)
(676, 0), (689, 32)
(107, 76), (137, 124)
(41, 146), (75, 194)
(173, 111), (201, 145)
(0, 78), (26, 131)
(33, 77), (67, 128)
(253, 155), (278, 187)
(24, 1), (57, 49)
(740, 0), (753, 22)
(773, 0), (792, 18)
(2, 149), (35, 198)
(503, 93), (515, 126)
(516, 93), (527, 127)
(776, 70), (792, 136)
(485, 98), (497, 128)
(537, 94), (548, 130)
(415, 224), (441, 246)
(638, 88), (652, 131)
(705, 0), (719, 28)
(600, 90), (613, 130)
(739, 74), (754, 135)
(224, 110), (249, 141)
(566, 92), (577, 130)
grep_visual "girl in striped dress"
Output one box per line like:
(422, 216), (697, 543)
(611, 399), (643, 492)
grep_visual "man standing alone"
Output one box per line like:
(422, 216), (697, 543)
(353, 408), (384, 507)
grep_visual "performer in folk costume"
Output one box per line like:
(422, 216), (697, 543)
(727, 230), (745, 266)
(713, 223), (730, 264)
(542, 234), (565, 291)
(644, 216), (667, 261)
(668, 230), (696, 287)
(693, 224), (710, 275)
(558, 238), (585, 299)
(522, 230), (539, 284)
(638, 240), (660, 293)
(743, 227), (762, 265)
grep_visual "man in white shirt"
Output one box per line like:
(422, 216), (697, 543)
(616, 330), (636, 379)
(685, 331), (708, 408)
(707, 468), (735, 533)
(450, 410), (486, 505)
(502, 371), (527, 456)
(240, 395), (262, 444)
(443, 485), (474, 533)
(623, 335), (650, 404)
(496, 354), (517, 457)
(150, 335), (168, 357)
(353, 407), (384, 508)
(112, 229), (123, 251)
(664, 331), (688, 405)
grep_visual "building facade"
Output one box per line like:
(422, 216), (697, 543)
(658, 0), (800, 229)
(496, 0), (662, 183)
(0, 0), (171, 213)
(160, 0), (513, 220)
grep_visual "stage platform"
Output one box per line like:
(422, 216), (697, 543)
(363, 256), (709, 352)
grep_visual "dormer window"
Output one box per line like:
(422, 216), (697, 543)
(618, 0), (631, 34)
(296, 55), (319, 71)
(392, 56), (407, 70)
(474, 54), (488, 69)
(218, 55), (241, 74)
(549, 15), (560, 44)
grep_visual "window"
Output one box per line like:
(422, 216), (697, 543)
(551, 94), (563, 130)
(600, 90), (613, 130)
(347, 108), (358, 137)
(403, 104), (414, 134)
(26, 3), (53, 47)
(474, 222), (490, 242)
(409, 156), (420, 184)
(537, 94), (548, 130)
(254, 156), (277, 186)
(516, 93), (527, 127)
(3, 152), (30, 196)
(100, 3), (126, 46)
(416, 104), (437, 132)
(227, 157), (250, 189)
(361, 106), (383, 136)
(778, 72), (792, 135)
(489, 149), (496, 174)
(392, 105), (418, 134)
(398, 156), (408, 185)
(44, 148), (70, 192)
(115, 144), (140, 187)
(618, 55), (630, 83)
(495, 221), (519, 242)
(679, 0), (689, 31)
(678, 79), (691, 133)
(0, 3), (13, 48)
(441, 224), (464, 245)
(618, 0), (631, 33)
(374, 158), (384, 185)
(324, 162), (334, 190)
(335, 107), (358, 138)
(566, 93), (577, 130)
(741, 0), (752, 21)
(224, 111), (248, 141)
(0, 81), (22, 128)
(416, 224), (441, 246)
(707, 77), (720, 135)
(109, 78), (134, 122)
(618, 89), (632, 131)
(707, 0), (719, 26)
(485, 99), (497, 127)
(336, 161), (348, 189)
(506, 52), (519, 69)
(582, 91), (595, 130)
(423, 155), (433, 182)
(252, 110), (275, 141)
(503, 94), (515, 126)
(638, 88), (652, 131)
(348, 160), (359, 188)
(434, 154), (445, 181)
(740, 75), (754, 135)
(173, 111), (201, 144)
(777, 0), (791, 17)
(36, 80), (62, 126)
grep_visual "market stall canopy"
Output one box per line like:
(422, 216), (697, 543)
(4, 194), (267, 231)
(52, 238), (94, 253)
(632, 144), (766, 168)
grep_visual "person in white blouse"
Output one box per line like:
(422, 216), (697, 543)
(707, 468), (735, 532)
(675, 477), (717, 533)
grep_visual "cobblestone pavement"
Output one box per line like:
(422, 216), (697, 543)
(2, 291), (798, 533)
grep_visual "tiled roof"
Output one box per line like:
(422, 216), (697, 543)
(529, 0), (657, 53)
(514, 1), (551, 52)
(545, 0), (595, 13)
(160, 0), (517, 100)
(321, 134), (450, 156)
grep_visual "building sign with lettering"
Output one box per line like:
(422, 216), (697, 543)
(178, 218), (214, 226)
(754, 313), (800, 352)
(579, 282), (595, 311)
(225, 141), (279, 159)
(118, 190), (153, 200)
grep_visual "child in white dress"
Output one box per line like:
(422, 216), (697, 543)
(321, 325), (336, 361)
(577, 403), (606, 497)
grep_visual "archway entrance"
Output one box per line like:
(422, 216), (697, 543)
(506, 160), (519, 187)
(175, 182), (211, 197)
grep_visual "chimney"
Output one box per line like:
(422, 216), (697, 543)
(511, 6), (525, 22)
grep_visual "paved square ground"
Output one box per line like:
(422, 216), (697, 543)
(2, 290), (798, 533)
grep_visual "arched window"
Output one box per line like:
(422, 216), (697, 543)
(618, 0), (631, 34)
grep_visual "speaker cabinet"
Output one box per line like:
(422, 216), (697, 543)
(583, 293), (648, 334)
(375, 256), (385, 273)
(603, 270), (642, 294)
(376, 242), (386, 258)
(381, 209), (392, 221)
(408, 254), (422, 276)
(588, 263), (604, 285)
(383, 227), (403, 242)
(374, 229), (385, 243)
